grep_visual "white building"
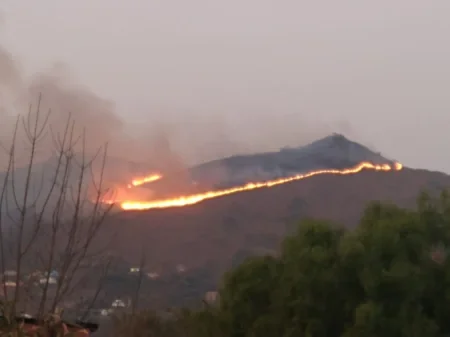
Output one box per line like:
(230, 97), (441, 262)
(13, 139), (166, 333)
(3, 281), (16, 287)
(176, 264), (186, 273)
(39, 277), (57, 285)
(3, 270), (17, 277)
(111, 299), (126, 308)
(129, 267), (140, 274)
(147, 272), (160, 280)
(204, 291), (219, 304)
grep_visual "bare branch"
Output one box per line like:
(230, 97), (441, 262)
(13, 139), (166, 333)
(131, 245), (147, 315)
(0, 95), (116, 320)
(0, 116), (20, 302)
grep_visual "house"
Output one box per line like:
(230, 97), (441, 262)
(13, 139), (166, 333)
(147, 272), (160, 280)
(3, 270), (17, 277)
(176, 264), (186, 273)
(111, 299), (126, 308)
(3, 281), (17, 287)
(39, 277), (58, 285)
(129, 267), (140, 274)
(204, 291), (219, 304)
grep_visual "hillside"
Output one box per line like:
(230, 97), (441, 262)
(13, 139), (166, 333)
(98, 168), (450, 307)
(187, 133), (394, 187)
(105, 166), (450, 308)
(5, 133), (450, 308)
(0, 133), (395, 206)
(139, 133), (396, 195)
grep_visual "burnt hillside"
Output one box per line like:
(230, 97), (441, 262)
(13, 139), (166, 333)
(108, 167), (450, 276)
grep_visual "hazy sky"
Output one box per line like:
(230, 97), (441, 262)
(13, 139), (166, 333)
(1, 0), (450, 172)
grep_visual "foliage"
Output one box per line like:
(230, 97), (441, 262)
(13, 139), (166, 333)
(0, 300), (77, 336)
(111, 305), (225, 337)
(220, 256), (280, 337)
(214, 191), (450, 337)
(0, 300), (26, 337)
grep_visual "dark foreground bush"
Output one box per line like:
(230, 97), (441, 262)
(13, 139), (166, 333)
(111, 306), (225, 337)
(0, 300), (93, 336)
(217, 191), (450, 337)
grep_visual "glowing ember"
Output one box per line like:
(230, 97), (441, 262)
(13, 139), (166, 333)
(116, 161), (403, 211)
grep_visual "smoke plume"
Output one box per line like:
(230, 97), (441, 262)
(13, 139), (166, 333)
(0, 36), (351, 184)
(0, 47), (187, 180)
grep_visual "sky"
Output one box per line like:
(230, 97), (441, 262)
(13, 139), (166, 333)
(0, 0), (450, 172)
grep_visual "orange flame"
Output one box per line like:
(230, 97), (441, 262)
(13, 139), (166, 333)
(127, 174), (162, 188)
(117, 161), (403, 211)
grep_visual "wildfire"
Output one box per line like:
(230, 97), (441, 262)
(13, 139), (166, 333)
(117, 161), (403, 211)
(127, 173), (162, 188)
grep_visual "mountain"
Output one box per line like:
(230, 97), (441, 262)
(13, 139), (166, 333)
(110, 167), (448, 265)
(104, 166), (450, 308)
(95, 135), (450, 307)
(4, 133), (450, 308)
(0, 133), (394, 205)
(142, 133), (396, 194)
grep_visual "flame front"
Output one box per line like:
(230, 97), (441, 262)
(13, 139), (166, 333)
(117, 161), (403, 211)
(128, 174), (162, 188)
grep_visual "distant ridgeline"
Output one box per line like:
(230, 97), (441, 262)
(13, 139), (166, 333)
(186, 133), (396, 189)
(0, 133), (396, 211)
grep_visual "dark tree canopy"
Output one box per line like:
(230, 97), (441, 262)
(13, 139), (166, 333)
(216, 191), (450, 337)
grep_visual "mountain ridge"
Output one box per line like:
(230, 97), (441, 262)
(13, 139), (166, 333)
(138, 133), (398, 196)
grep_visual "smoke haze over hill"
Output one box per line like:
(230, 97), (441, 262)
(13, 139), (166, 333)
(0, 51), (186, 171)
(2, 1), (450, 172)
(0, 4), (376, 176)
(0, 39), (346, 175)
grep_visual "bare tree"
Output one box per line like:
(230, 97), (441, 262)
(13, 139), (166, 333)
(131, 244), (147, 315)
(0, 95), (115, 320)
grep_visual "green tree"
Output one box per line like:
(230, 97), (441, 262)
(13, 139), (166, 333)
(275, 219), (345, 337)
(341, 201), (439, 337)
(216, 191), (450, 337)
(219, 255), (280, 337)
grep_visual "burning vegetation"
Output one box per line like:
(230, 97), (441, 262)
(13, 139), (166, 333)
(106, 161), (403, 211)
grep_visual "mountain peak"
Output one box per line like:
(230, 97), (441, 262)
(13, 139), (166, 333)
(188, 133), (396, 188)
(296, 133), (391, 165)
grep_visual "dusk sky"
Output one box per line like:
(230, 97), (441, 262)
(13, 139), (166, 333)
(0, 1), (449, 172)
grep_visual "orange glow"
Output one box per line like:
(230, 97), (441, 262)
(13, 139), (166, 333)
(116, 161), (403, 211)
(127, 174), (162, 188)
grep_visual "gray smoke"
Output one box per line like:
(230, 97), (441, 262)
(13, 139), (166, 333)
(0, 38), (355, 181)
